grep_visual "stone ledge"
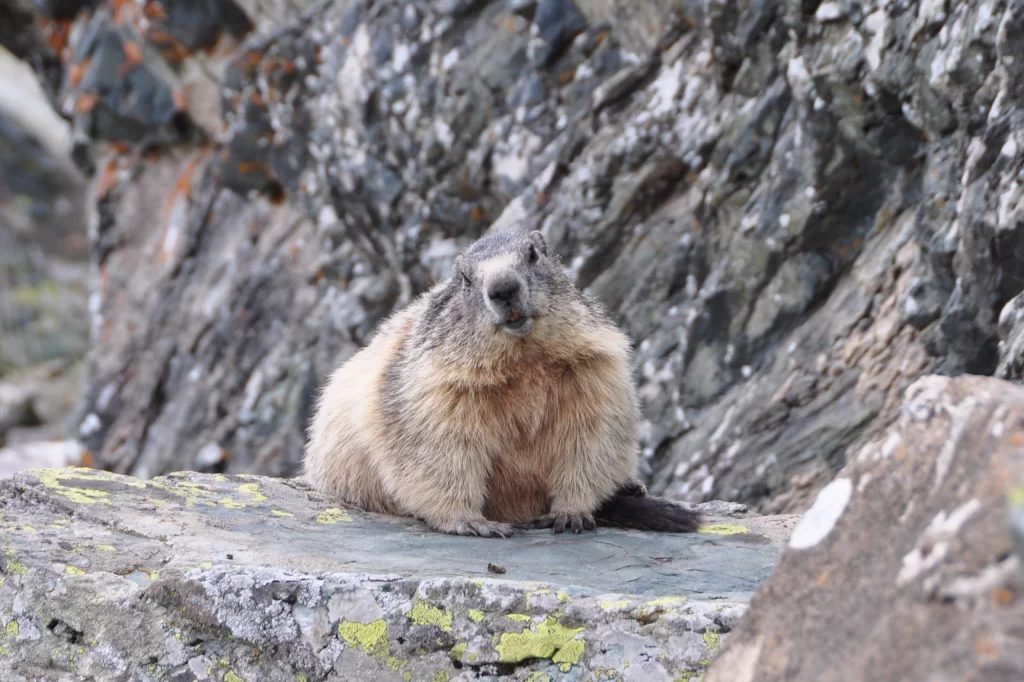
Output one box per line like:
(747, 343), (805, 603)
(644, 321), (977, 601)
(0, 468), (790, 681)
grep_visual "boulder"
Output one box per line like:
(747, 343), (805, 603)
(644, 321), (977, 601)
(0, 468), (792, 681)
(706, 375), (1024, 682)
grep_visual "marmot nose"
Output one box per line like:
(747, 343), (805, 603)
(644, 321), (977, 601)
(487, 277), (521, 303)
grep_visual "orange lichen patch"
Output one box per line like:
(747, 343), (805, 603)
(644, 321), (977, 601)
(172, 89), (189, 111)
(79, 450), (95, 468)
(993, 586), (1016, 606)
(470, 206), (484, 222)
(538, 192), (548, 206)
(118, 40), (144, 76)
(146, 27), (189, 63)
(40, 18), (73, 56)
(111, 0), (139, 24)
(162, 148), (210, 226)
(237, 161), (267, 176)
(76, 93), (99, 113)
(558, 67), (577, 85)
(498, 15), (519, 32)
(95, 158), (122, 200)
(975, 636), (998, 662)
(142, 1), (168, 20)
(262, 56), (296, 76)
(69, 62), (87, 89)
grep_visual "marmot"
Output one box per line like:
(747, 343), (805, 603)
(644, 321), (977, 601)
(303, 230), (702, 537)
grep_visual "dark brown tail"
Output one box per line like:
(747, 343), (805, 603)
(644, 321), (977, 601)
(594, 493), (703, 532)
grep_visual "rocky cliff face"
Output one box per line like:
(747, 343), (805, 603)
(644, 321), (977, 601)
(9, 1), (1024, 512)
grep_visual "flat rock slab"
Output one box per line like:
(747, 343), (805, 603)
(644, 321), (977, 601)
(0, 469), (790, 681)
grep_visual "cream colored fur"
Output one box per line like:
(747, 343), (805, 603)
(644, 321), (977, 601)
(304, 251), (641, 538)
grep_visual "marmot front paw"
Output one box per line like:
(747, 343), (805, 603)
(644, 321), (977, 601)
(438, 519), (517, 538)
(523, 512), (597, 534)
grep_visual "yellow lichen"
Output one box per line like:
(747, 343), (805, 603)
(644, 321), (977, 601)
(703, 631), (720, 650)
(2, 550), (26, 575)
(270, 510), (294, 517)
(95, 545), (116, 552)
(236, 483), (268, 502)
(467, 609), (485, 623)
(225, 671), (245, 682)
(218, 497), (246, 510)
(431, 671), (451, 682)
(601, 600), (629, 611)
(6, 621), (18, 637)
(450, 642), (467, 660)
(698, 523), (749, 535)
(647, 596), (688, 607)
(316, 508), (353, 523)
(338, 620), (389, 658)
(508, 613), (532, 622)
(409, 603), (453, 632)
(526, 673), (552, 682)
(51, 519), (71, 529)
(495, 616), (585, 669)
(31, 468), (136, 505)
(65, 566), (85, 576)
(20, 526), (36, 532)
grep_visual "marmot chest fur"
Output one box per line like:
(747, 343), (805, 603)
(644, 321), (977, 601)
(303, 230), (702, 537)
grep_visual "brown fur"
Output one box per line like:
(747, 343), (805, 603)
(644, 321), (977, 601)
(303, 231), (701, 537)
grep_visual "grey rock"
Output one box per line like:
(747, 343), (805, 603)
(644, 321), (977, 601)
(706, 375), (1024, 682)
(531, 0), (588, 67)
(0, 45), (89, 377)
(0, 468), (787, 680)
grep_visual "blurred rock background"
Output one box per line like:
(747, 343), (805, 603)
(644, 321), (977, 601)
(0, 2), (90, 474)
(1, 0), (1023, 519)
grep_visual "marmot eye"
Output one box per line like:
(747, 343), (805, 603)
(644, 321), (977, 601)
(528, 244), (539, 263)
(461, 272), (472, 287)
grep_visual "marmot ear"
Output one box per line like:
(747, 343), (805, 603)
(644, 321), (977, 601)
(528, 230), (548, 256)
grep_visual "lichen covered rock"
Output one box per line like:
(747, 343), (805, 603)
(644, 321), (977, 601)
(0, 468), (789, 681)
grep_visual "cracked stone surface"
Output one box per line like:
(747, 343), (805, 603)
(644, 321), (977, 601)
(0, 469), (790, 681)
(706, 375), (1024, 682)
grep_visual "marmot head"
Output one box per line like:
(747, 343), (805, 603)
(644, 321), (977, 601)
(456, 230), (560, 338)
(418, 230), (587, 365)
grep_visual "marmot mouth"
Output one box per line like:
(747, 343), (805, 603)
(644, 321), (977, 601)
(500, 314), (534, 337)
